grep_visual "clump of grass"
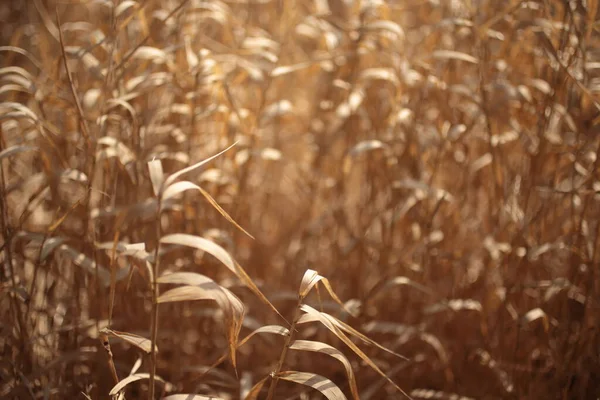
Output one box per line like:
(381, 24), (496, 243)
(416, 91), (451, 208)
(1, 0), (600, 399)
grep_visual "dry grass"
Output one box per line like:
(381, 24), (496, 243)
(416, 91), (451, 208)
(1, 0), (600, 399)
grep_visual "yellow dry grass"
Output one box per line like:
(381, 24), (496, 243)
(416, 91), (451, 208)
(1, 0), (599, 399)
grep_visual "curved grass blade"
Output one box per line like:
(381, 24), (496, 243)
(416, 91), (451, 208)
(109, 373), (167, 396)
(0, 145), (37, 161)
(101, 328), (157, 353)
(299, 269), (355, 315)
(157, 272), (245, 370)
(277, 371), (347, 400)
(290, 340), (359, 400)
(244, 376), (269, 400)
(163, 141), (238, 187)
(298, 305), (413, 399)
(160, 234), (283, 321)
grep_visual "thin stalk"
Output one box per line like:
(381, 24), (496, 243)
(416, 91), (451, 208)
(148, 199), (162, 400)
(266, 298), (302, 400)
(0, 131), (31, 373)
(100, 332), (120, 386)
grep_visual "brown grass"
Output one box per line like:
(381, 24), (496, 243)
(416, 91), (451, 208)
(1, 0), (600, 399)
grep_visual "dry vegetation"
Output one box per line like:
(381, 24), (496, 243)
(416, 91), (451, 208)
(1, 0), (600, 399)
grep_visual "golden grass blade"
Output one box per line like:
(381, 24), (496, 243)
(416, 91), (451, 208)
(109, 372), (167, 396)
(163, 141), (238, 187)
(159, 180), (254, 239)
(161, 180), (201, 201)
(115, 0), (139, 18)
(361, 20), (405, 39)
(299, 269), (320, 298)
(148, 159), (164, 197)
(0, 145), (37, 161)
(0, 102), (39, 122)
(131, 46), (169, 64)
(299, 269), (354, 315)
(367, 276), (435, 301)
(157, 272), (245, 370)
(197, 186), (255, 239)
(129, 357), (142, 375)
(358, 69), (399, 84)
(101, 328), (157, 354)
(290, 340), (359, 400)
(156, 283), (243, 315)
(119, 243), (150, 260)
(522, 308), (550, 332)
(244, 376), (269, 400)
(238, 325), (289, 347)
(0, 46), (43, 70)
(298, 305), (412, 399)
(160, 234), (283, 321)
(40, 237), (68, 260)
(277, 371), (347, 400)
(301, 309), (409, 360)
(160, 234), (236, 274)
(432, 50), (479, 64)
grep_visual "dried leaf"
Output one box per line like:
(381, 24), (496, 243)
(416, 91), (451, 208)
(348, 140), (388, 157)
(362, 20), (404, 39)
(298, 269), (353, 315)
(238, 325), (289, 348)
(164, 142), (238, 187)
(299, 305), (408, 360)
(160, 234), (281, 321)
(522, 308), (550, 331)
(130, 357), (142, 375)
(161, 181), (202, 201)
(0, 102), (38, 122)
(433, 50), (478, 64)
(40, 237), (68, 260)
(277, 371), (347, 400)
(0, 145), (37, 161)
(244, 376), (269, 400)
(359, 68), (399, 84)
(148, 159), (164, 197)
(109, 373), (166, 396)
(160, 234), (236, 274)
(101, 328), (157, 353)
(290, 340), (359, 400)
(115, 0), (138, 17)
(60, 169), (88, 183)
(297, 305), (411, 398)
(157, 272), (245, 369)
(132, 46), (169, 64)
(368, 276), (435, 300)
(270, 61), (313, 77)
(196, 186), (254, 239)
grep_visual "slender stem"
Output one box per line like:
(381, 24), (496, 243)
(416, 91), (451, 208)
(0, 131), (31, 373)
(266, 298), (302, 400)
(100, 332), (119, 385)
(148, 200), (162, 400)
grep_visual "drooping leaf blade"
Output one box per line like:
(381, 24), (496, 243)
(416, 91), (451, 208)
(277, 371), (347, 400)
(290, 340), (359, 400)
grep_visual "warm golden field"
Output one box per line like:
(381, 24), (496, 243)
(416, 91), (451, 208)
(1, 0), (599, 399)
